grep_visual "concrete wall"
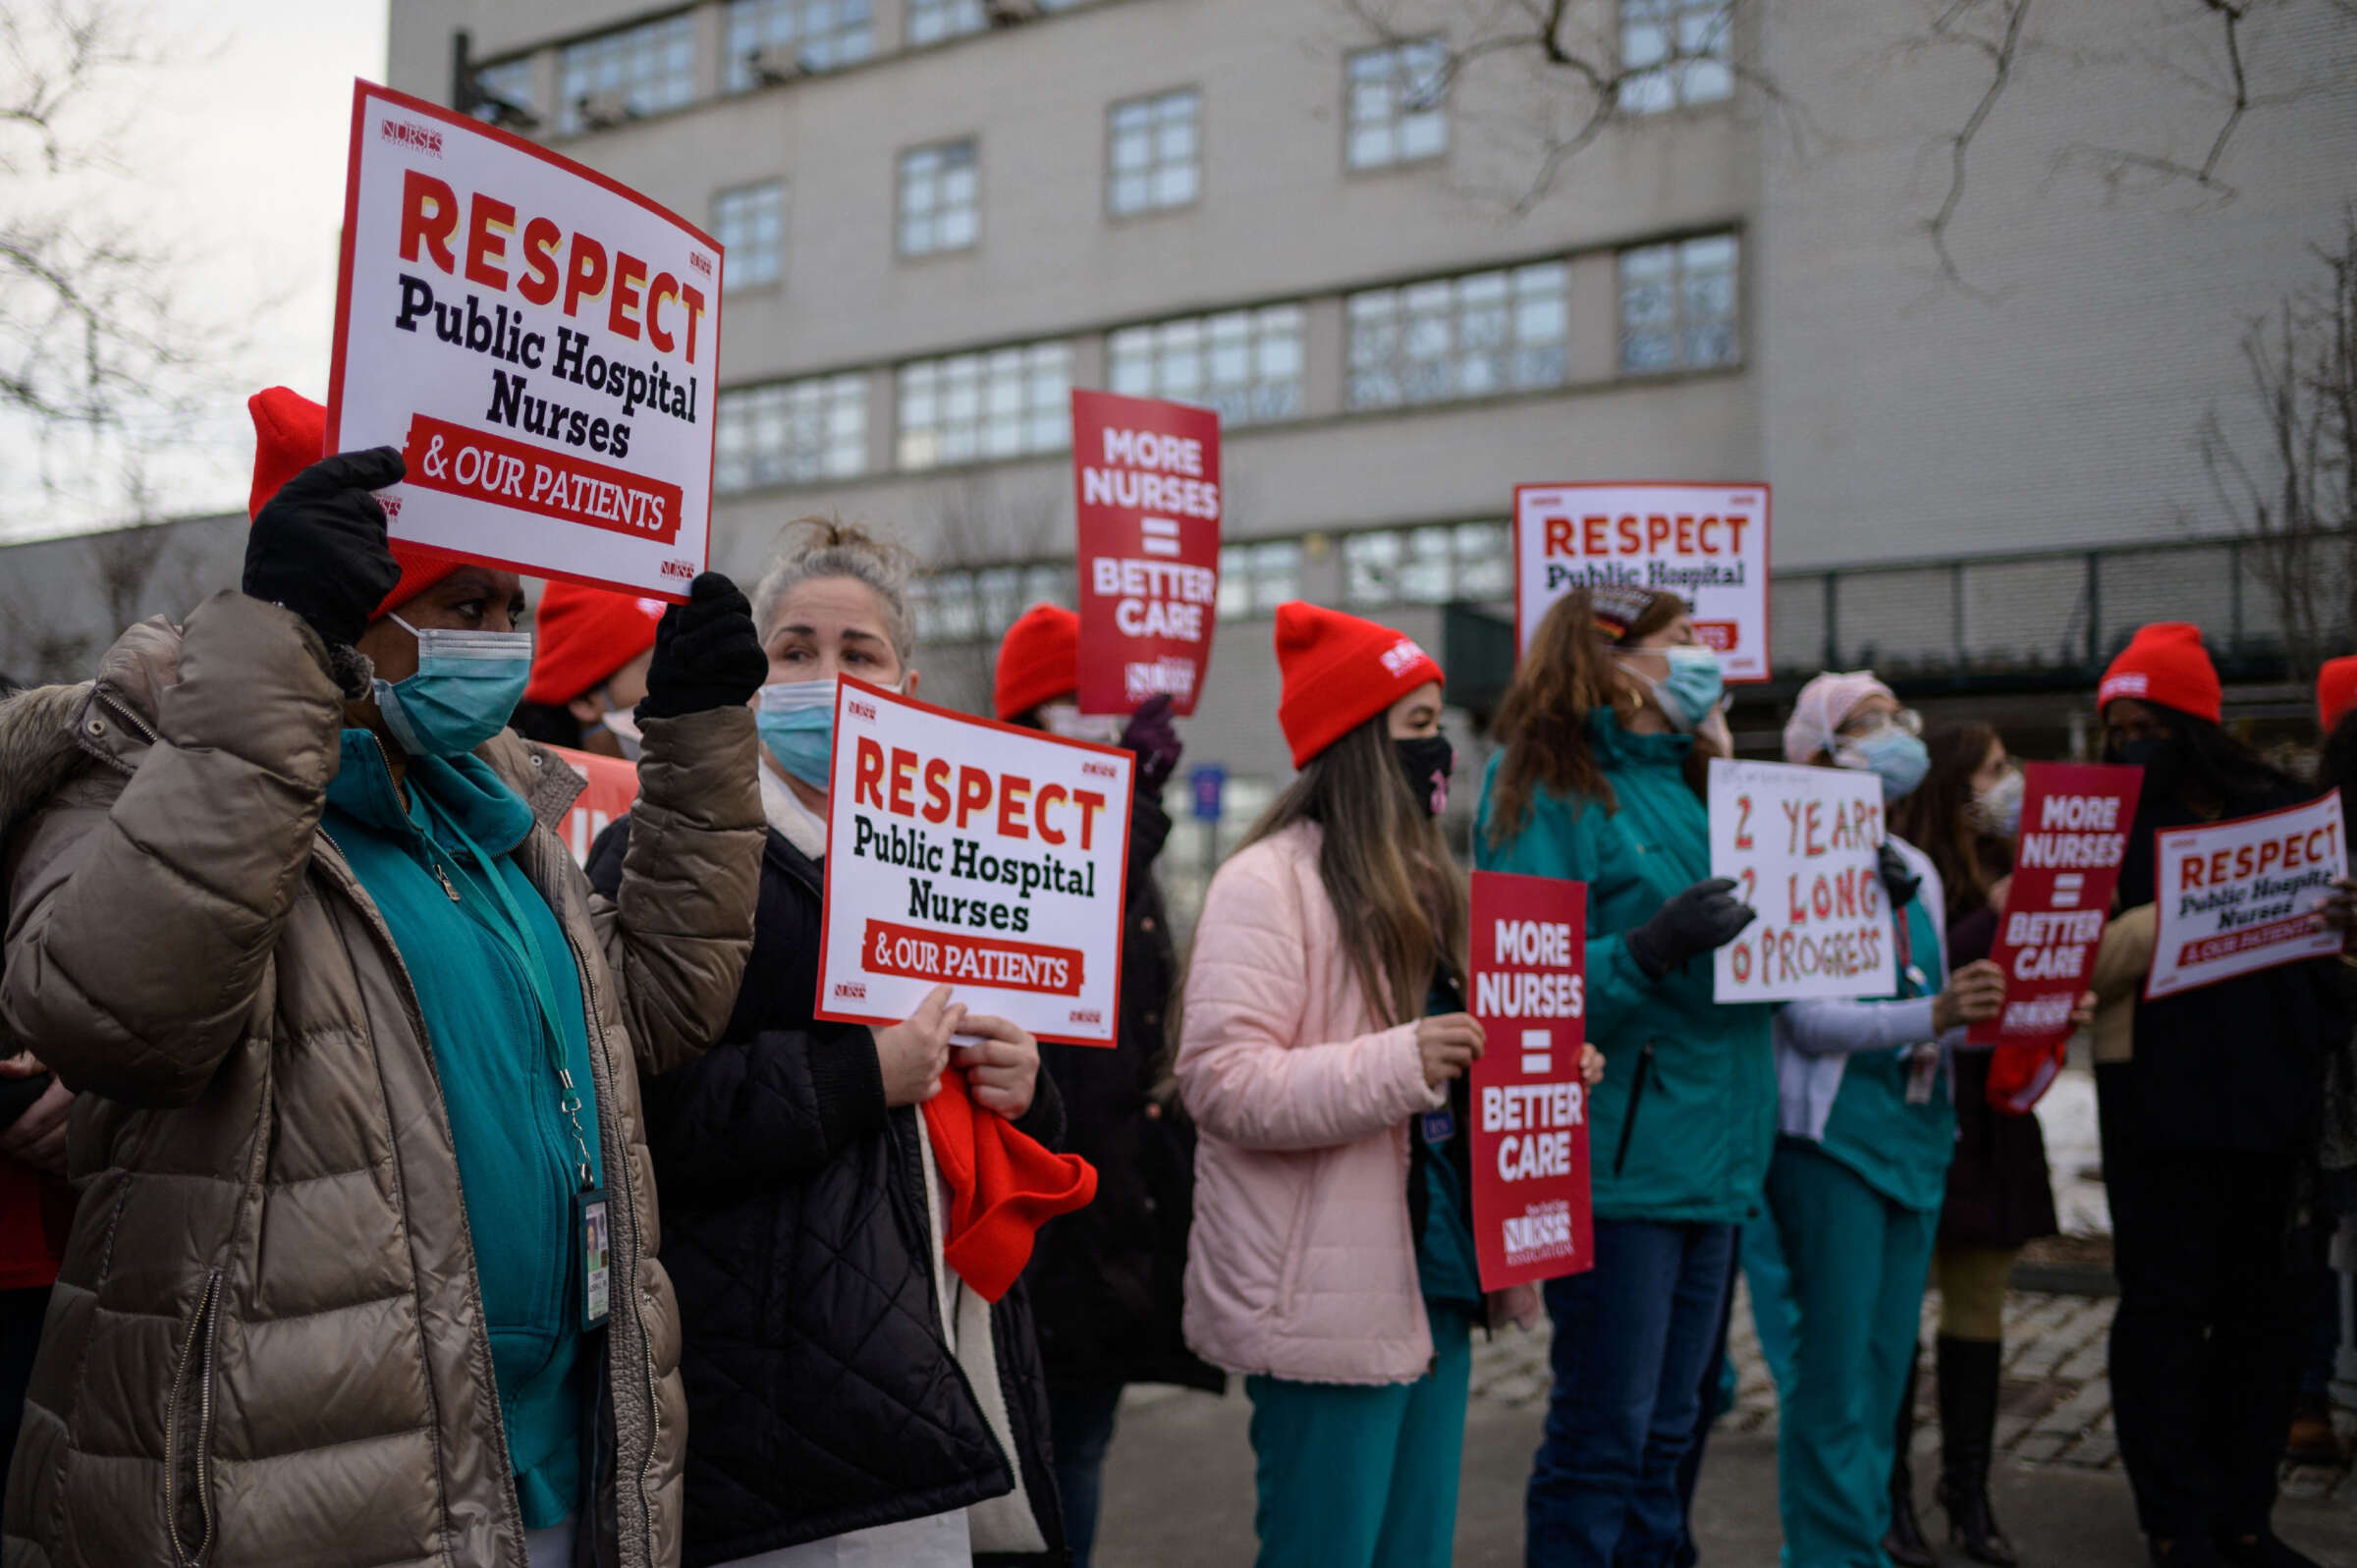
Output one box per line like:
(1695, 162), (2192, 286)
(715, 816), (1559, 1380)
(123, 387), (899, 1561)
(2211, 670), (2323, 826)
(0, 514), (247, 688)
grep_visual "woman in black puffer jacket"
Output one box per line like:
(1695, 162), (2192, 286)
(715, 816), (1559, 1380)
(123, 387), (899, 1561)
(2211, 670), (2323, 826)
(590, 521), (1069, 1568)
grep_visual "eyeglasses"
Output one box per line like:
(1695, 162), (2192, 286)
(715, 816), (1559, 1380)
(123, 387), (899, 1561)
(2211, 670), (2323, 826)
(1839, 708), (1923, 742)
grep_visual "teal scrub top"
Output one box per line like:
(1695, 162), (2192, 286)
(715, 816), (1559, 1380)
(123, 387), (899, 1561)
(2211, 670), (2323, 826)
(321, 730), (604, 1528)
(1812, 891), (1957, 1215)
(1416, 981), (1485, 1309)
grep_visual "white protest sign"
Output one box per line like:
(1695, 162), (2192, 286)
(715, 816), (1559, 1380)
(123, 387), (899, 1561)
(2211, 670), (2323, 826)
(815, 678), (1134, 1047)
(1709, 757), (1896, 1002)
(1513, 483), (1770, 679)
(2145, 792), (2346, 1000)
(328, 81), (720, 602)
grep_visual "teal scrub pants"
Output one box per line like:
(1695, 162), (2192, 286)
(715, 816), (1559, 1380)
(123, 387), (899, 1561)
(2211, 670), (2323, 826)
(1244, 1304), (1474, 1568)
(1765, 1141), (1939, 1568)
(1739, 1213), (1798, 1400)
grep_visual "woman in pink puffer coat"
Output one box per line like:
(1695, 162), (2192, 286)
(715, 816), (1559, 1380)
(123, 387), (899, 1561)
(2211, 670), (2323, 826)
(1178, 603), (1598, 1568)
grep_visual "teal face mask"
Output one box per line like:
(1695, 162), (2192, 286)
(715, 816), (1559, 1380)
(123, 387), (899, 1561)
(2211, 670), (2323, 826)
(373, 615), (533, 758)
(1840, 728), (1932, 803)
(1616, 644), (1725, 733)
(756, 678), (842, 790)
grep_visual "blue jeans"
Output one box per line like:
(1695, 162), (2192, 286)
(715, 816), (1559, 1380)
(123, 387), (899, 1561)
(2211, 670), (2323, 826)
(1048, 1383), (1124, 1568)
(1527, 1218), (1738, 1568)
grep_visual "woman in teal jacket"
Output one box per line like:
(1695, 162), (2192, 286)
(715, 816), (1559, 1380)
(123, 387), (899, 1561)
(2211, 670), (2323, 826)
(1475, 587), (1768, 1567)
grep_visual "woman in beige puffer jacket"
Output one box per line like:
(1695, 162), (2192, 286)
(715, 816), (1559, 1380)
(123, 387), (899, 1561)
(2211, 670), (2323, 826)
(0, 453), (763, 1564)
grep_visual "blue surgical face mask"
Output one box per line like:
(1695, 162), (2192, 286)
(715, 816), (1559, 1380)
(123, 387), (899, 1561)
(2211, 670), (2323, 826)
(757, 676), (907, 792)
(372, 614), (532, 758)
(1617, 645), (1725, 733)
(1839, 728), (1932, 803)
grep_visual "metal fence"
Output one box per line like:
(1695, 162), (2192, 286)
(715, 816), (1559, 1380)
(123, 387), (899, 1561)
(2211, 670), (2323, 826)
(1768, 534), (2352, 688)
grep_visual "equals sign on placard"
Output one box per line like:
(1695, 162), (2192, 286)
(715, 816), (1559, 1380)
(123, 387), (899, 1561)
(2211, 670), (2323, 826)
(2052, 872), (2085, 909)
(1140, 517), (1181, 558)
(1521, 1028), (1552, 1077)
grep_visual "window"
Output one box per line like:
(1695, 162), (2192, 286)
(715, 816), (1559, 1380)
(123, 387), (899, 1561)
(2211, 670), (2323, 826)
(725, 0), (874, 87)
(1619, 0), (1733, 114)
(912, 564), (1070, 642)
(715, 374), (868, 492)
(897, 341), (1071, 469)
(1109, 305), (1304, 427)
(470, 57), (536, 126)
(908, 0), (986, 45)
(714, 183), (787, 290)
(1619, 234), (1740, 373)
(1218, 540), (1303, 621)
(1108, 88), (1200, 216)
(1346, 263), (1568, 409)
(558, 16), (697, 135)
(1344, 522), (1511, 606)
(912, 572), (980, 642)
(1345, 38), (1449, 169)
(899, 139), (979, 256)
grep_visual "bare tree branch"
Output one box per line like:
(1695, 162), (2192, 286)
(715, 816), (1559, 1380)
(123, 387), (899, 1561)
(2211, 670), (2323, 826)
(1921, 0), (2037, 298)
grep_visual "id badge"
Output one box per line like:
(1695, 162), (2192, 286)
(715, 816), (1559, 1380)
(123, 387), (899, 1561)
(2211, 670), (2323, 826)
(1420, 1108), (1455, 1147)
(1904, 1046), (1939, 1107)
(575, 1186), (612, 1331)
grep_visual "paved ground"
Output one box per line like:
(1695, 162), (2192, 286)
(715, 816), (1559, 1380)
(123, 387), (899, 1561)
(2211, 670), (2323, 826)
(1094, 1285), (2357, 1565)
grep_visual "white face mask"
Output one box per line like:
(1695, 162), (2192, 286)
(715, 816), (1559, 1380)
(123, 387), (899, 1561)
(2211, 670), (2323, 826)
(1039, 702), (1124, 746)
(598, 708), (643, 762)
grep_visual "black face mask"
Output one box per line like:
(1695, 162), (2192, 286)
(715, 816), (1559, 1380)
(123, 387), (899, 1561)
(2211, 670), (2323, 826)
(1395, 734), (1454, 817)
(2110, 735), (2185, 799)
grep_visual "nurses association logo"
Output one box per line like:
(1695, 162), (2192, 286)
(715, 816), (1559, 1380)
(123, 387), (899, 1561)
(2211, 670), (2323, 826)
(1380, 638), (1429, 678)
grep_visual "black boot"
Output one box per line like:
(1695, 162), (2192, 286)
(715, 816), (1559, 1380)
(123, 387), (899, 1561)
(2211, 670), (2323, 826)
(1884, 1351), (1937, 1568)
(1936, 1333), (2018, 1566)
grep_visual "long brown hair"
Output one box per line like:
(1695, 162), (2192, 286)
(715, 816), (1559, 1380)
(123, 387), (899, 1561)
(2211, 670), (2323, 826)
(1485, 588), (1705, 847)
(1235, 712), (1469, 1028)
(1893, 722), (2007, 920)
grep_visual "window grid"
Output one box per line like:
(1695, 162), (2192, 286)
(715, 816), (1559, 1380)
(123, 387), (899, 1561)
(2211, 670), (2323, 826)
(899, 139), (979, 257)
(1217, 540), (1304, 622)
(1620, 234), (1741, 374)
(1344, 522), (1512, 607)
(1346, 263), (1568, 409)
(725, 0), (875, 87)
(715, 374), (869, 493)
(1108, 305), (1304, 428)
(1108, 88), (1201, 217)
(897, 342), (1071, 470)
(714, 183), (787, 291)
(1345, 39), (1449, 170)
(907, 0), (987, 45)
(912, 564), (1073, 643)
(470, 58), (535, 123)
(558, 15), (697, 135)
(1619, 0), (1734, 114)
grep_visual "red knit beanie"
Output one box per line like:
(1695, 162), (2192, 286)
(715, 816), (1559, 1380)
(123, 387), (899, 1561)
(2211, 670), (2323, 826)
(2097, 622), (2221, 724)
(994, 603), (1080, 721)
(525, 582), (665, 705)
(920, 1070), (1097, 1303)
(1274, 602), (1445, 768)
(247, 387), (461, 622)
(2320, 657), (2357, 734)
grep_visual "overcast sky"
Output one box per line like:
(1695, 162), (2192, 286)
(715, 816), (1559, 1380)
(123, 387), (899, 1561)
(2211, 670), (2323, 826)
(0, 1), (388, 540)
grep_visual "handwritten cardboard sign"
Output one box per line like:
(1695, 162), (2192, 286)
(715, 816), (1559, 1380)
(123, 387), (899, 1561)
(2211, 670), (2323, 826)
(1467, 872), (1593, 1291)
(1710, 757), (1895, 1002)
(1971, 763), (2141, 1047)
(1513, 482), (1770, 679)
(814, 678), (1134, 1046)
(1072, 390), (1222, 716)
(2146, 792), (2346, 1000)
(328, 81), (720, 601)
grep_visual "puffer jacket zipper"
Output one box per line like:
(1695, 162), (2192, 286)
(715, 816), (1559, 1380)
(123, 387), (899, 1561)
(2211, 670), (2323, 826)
(164, 1268), (222, 1568)
(1613, 1040), (1662, 1178)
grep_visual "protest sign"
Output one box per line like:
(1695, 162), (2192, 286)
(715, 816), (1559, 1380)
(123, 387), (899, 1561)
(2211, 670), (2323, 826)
(328, 81), (721, 602)
(1710, 757), (1895, 1002)
(1072, 390), (1221, 715)
(1512, 483), (1770, 679)
(1467, 872), (1593, 1291)
(2145, 792), (2347, 1000)
(815, 677), (1134, 1046)
(545, 745), (643, 867)
(1971, 763), (2141, 1048)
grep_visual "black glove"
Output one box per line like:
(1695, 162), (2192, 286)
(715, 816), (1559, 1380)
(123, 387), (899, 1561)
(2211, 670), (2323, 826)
(1119, 694), (1183, 796)
(241, 447), (406, 650)
(1623, 876), (1757, 981)
(1878, 842), (1921, 912)
(636, 571), (767, 720)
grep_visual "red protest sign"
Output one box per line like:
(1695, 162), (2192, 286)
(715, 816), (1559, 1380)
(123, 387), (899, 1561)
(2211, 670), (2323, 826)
(1467, 872), (1592, 1291)
(328, 81), (720, 603)
(1972, 763), (2141, 1055)
(544, 745), (643, 867)
(1071, 390), (1221, 716)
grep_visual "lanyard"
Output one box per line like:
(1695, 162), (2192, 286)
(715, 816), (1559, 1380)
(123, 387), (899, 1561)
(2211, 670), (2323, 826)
(413, 792), (598, 1193)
